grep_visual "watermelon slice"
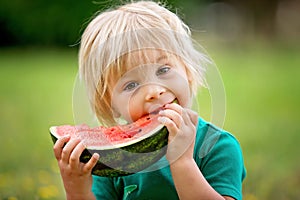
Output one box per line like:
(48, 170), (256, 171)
(50, 113), (168, 177)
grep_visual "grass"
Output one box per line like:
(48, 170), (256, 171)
(0, 43), (299, 199)
(0, 48), (77, 199)
(206, 42), (300, 200)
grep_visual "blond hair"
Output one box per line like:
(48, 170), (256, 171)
(79, 1), (209, 126)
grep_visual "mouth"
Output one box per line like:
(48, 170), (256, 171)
(171, 98), (178, 104)
(148, 98), (178, 115)
(164, 98), (178, 106)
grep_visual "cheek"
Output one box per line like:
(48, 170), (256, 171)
(128, 93), (146, 122)
(111, 93), (130, 120)
(177, 85), (191, 107)
(164, 75), (191, 105)
(114, 93), (142, 122)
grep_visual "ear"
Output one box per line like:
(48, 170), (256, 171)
(186, 69), (193, 84)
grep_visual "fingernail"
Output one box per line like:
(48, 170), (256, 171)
(93, 153), (100, 159)
(158, 110), (165, 115)
(62, 134), (70, 139)
(158, 117), (166, 124)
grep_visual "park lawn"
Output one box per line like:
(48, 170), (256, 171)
(0, 48), (77, 199)
(208, 43), (300, 200)
(0, 43), (299, 199)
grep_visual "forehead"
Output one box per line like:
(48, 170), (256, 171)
(106, 49), (182, 87)
(122, 49), (172, 70)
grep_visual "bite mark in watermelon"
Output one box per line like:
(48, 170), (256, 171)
(50, 113), (168, 177)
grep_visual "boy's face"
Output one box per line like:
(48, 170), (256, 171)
(110, 49), (192, 122)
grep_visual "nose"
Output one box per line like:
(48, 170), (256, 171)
(144, 84), (166, 101)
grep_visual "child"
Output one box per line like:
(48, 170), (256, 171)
(53, 1), (246, 200)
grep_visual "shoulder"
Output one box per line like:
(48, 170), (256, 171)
(194, 117), (243, 161)
(194, 117), (246, 200)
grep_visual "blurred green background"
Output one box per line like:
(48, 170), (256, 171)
(1, 0), (299, 199)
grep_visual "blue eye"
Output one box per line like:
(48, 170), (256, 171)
(124, 82), (139, 91)
(156, 66), (170, 76)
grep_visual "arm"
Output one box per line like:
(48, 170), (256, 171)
(159, 103), (235, 200)
(170, 157), (234, 200)
(53, 135), (99, 200)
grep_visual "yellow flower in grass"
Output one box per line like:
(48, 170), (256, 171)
(244, 193), (258, 200)
(38, 170), (52, 185)
(0, 173), (12, 188)
(38, 185), (59, 199)
(7, 197), (18, 200)
(22, 176), (34, 191)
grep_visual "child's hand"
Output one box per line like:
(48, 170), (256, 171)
(158, 103), (198, 164)
(53, 136), (99, 200)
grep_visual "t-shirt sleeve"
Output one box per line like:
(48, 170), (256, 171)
(92, 175), (120, 200)
(195, 123), (246, 200)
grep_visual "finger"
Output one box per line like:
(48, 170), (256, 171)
(53, 135), (70, 160)
(158, 116), (178, 134)
(164, 103), (183, 115)
(181, 108), (197, 128)
(69, 141), (86, 168)
(181, 108), (192, 126)
(61, 138), (81, 164)
(83, 153), (100, 173)
(186, 109), (199, 126)
(159, 109), (183, 128)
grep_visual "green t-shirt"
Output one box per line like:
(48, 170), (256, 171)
(92, 117), (246, 200)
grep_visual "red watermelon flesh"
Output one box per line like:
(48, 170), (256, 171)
(51, 113), (164, 150)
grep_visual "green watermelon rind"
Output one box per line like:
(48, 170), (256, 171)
(50, 125), (168, 177)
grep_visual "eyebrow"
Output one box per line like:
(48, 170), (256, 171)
(156, 55), (169, 63)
